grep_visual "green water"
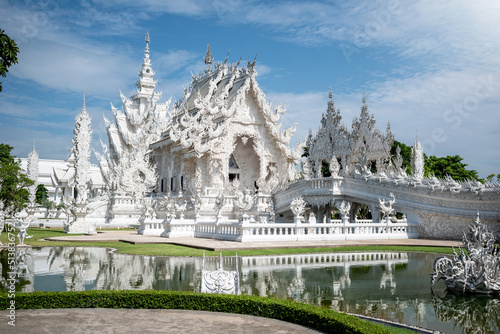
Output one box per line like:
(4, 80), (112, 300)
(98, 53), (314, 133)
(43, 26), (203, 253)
(1, 247), (499, 333)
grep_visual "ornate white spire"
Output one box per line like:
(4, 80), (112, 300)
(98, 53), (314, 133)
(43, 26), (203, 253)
(73, 93), (92, 203)
(411, 131), (424, 179)
(204, 43), (213, 65)
(26, 142), (39, 207)
(99, 34), (169, 198)
(135, 31), (156, 96)
(327, 88), (334, 113)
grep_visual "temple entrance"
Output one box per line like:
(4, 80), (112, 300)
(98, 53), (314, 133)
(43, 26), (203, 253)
(229, 137), (260, 191)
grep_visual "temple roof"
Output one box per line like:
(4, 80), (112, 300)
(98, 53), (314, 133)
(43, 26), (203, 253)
(154, 49), (300, 160)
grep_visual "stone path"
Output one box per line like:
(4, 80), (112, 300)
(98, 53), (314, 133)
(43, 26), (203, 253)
(44, 230), (462, 251)
(0, 309), (324, 334)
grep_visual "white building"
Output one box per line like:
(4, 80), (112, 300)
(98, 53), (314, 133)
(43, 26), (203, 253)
(20, 156), (104, 205)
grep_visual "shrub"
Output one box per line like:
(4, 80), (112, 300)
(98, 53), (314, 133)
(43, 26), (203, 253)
(0, 290), (398, 334)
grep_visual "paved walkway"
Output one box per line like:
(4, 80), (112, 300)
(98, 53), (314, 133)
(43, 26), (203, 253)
(44, 230), (462, 251)
(0, 309), (324, 334)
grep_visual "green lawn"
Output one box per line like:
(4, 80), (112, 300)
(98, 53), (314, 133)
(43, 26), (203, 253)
(1, 227), (456, 256)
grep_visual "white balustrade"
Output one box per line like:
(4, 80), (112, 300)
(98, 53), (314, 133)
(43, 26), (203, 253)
(140, 219), (165, 235)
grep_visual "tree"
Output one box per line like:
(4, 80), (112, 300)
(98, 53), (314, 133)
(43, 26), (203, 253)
(36, 184), (49, 204)
(0, 29), (19, 93)
(0, 143), (33, 216)
(486, 174), (500, 183)
(424, 155), (480, 181)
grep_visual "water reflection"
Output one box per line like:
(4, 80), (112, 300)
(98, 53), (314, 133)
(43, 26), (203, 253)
(432, 292), (500, 334)
(1, 247), (499, 334)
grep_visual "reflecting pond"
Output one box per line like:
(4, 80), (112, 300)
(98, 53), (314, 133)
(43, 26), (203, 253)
(1, 247), (499, 334)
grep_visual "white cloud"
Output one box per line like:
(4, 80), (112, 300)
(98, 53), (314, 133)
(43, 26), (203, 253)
(10, 38), (137, 99)
(154, 50), (200, 75)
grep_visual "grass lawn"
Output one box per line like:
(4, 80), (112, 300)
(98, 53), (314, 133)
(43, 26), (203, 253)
(1, 227), (456, 256)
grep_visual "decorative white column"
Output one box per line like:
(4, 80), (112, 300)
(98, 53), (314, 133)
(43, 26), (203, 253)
(26, 144), (39, 217)
(65, 94), (96, 234)
(411, 133), (424, 179)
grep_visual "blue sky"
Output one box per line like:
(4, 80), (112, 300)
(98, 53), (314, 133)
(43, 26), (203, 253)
(1, 0), (499, 177)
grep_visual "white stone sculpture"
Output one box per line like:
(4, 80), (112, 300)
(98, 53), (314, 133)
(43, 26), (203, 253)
(354, 145), (372, 177)
(26, 145), (39, 209)
(64, 96), (96, 234)
(432, 213), (500, 294)
(329, 156), (340, 177)
(379, 193), (396, 220)
(235, 187), (255, 212)
(301, 159), (313, 180)
(411, 134), (424, 179)
(97, 32), (168, 199)
(307, 92), (393, 178)
(151, 44), (298, 199)
(201, 252), (239, 295)
(389, 146), (406, 178)
(338, 200), (351, 219)
(15, 217), (34, 245)
(73, 94), (92, 204)
(290, 197), (306, 224)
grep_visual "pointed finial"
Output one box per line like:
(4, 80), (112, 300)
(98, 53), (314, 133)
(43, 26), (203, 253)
(329, 87), (333, 100)
(224, 50), (230, 64)
(32, 139), (36, 151)
(236, 54), (242, 67)
(82, 91), (86, 109)
(145, 31), (150, 45)
(362, 93), (366, 105)
(251, 54), (257, 68)
(204, 43), (213, 65)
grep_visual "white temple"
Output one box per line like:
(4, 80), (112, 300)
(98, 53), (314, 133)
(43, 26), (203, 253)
(21, 33), (500, 240)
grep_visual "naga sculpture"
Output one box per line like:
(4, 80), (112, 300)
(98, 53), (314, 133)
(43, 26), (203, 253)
(432, 213), (500, 294)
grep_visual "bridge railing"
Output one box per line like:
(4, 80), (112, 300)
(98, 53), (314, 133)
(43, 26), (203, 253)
(238, 219), (417, 242)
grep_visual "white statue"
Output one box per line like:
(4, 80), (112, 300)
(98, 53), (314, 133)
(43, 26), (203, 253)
(338, 200), (351, 219)
(301, 159), (312, 180)
(235, 187), (255, 212)
(432, 213), (500, 294)
(15, 218), (34, 245)
(379, 193), (396, 220)
(329, 156), (340, 177)
(290, 197), (306, 218)
(411, 134), (424, 180)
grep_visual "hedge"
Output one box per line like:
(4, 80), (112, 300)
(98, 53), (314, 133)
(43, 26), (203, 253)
(0, 290), (404, 334)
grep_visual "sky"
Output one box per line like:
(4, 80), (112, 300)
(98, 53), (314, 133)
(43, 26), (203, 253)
(0, 0), (499, 177)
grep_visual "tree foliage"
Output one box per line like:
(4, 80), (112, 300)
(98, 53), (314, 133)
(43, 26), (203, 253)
(0, 29), (19, 93)
(36, 184), (49, 204)
(0, 143), (33, 216)
(424, 154), (480, 181)
(486, 174), (500, 183)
